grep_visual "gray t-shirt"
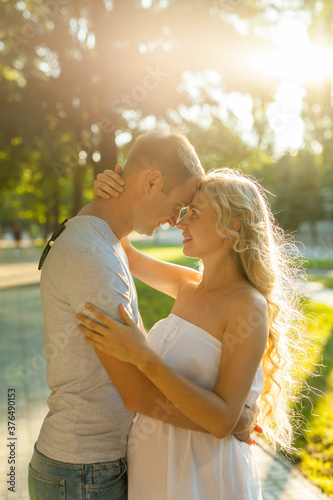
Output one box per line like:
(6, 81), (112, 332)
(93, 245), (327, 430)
(36, 215), (138, 463)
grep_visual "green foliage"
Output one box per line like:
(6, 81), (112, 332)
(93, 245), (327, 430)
(301, 259), (333, 270)
(132, 242), (199, 330)
(135, 281), (175, 331)
(1, 0), (333, 237)
(257, 151), (323, 233)
(293, 301), (333, 497)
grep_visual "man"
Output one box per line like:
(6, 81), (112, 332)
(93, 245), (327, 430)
(29, 131), (259, 500)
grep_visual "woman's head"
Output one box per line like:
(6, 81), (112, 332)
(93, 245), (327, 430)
(192, 168), (310, 452)
(198, 168), (276, 296)
(176, 190), (228, 260)
(176, 168), (275, 277)
(200, 168), (268, 239)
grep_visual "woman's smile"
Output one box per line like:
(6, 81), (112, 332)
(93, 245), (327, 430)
(182, 234), (193, 244)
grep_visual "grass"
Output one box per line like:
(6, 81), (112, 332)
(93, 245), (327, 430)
(292, 301), (333, 497)
(133, 242), (333, 498)
(132, 243), (200, 330)
(300, 258), (333, 270)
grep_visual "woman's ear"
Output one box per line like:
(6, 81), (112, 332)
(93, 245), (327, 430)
(219, 219), (240, 239)
(144, 170), (163, 193)
(230, 218), (240, 232)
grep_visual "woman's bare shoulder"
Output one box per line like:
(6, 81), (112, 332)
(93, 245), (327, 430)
(227, 286), (268, 320)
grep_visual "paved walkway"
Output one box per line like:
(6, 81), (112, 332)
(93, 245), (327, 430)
(0, 260), (331, 500)
(0, 262), (40, 290)
(295, 278), (333, 308)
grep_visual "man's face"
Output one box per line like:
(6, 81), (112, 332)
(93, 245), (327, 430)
(137, 177), (198, 236)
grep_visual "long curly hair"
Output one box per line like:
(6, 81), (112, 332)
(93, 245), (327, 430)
(200, 168), (310, 451)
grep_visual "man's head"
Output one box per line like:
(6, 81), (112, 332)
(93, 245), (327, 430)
(123, 131), (205, 235)
(123, 130), (205, 193)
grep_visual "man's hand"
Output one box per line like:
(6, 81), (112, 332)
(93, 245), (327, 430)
(232, 403), (263, 445)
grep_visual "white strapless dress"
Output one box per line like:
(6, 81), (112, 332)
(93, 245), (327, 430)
(127, 314), (264, 500)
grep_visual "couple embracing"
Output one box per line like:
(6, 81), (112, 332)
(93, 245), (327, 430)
(28, 131), (304, 500)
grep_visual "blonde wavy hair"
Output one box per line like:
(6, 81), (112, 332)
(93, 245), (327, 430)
(200, 168), (310, 451)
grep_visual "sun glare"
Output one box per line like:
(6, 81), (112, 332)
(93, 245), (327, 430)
(251, 19), (333, 84)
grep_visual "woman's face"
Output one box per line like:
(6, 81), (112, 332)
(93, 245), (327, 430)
(176, 191), (226, 259)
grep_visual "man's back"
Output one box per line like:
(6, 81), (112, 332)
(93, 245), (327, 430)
(37, 215), (138, 463)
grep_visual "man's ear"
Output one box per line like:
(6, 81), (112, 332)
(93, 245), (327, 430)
(144, 170), (163, 193)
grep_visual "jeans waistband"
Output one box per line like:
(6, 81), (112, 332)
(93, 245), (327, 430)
(32, 443), (126, 469)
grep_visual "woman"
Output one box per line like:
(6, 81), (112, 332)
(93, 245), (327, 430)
(77, 167), (307, 499)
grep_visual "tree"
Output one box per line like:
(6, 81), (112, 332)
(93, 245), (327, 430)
(268, 151), (323, 237)
(0, 0), (330, 233)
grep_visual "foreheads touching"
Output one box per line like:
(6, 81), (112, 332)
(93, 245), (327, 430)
(122, 131), (205, 193)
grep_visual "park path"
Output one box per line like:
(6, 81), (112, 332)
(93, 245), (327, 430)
(0, 260), (331, 500)
(0, 262), (40, 290)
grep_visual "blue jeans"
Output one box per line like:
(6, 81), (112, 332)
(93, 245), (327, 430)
(28, 444), (127, 500)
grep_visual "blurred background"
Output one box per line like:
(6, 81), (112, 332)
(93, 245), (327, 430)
(0, 0), (333, 244)
(1, 1), (333, 499)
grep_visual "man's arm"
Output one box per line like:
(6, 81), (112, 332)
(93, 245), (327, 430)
(66, 250), (203, 430)
(98, 351), (260, 440)
(97, 341), (259, 441)
(96, 351), (206, 430)
(69, 252), (258, 439)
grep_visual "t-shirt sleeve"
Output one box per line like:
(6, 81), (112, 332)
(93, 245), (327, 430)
(63, 246), (135, 323)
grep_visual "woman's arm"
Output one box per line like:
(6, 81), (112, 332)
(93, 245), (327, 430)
(77, 295), (268, 439)
(122, 237), (201, 299)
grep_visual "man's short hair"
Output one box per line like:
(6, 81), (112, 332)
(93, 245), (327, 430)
(124, 131), (205, 192)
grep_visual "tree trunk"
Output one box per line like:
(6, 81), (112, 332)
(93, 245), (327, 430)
(44, 215), (50, 242)
(95, 122), (117, 178)
(53, 184), (60, 226)
(72, 166), (84, 217)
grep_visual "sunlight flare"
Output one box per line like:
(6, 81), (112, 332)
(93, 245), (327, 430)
(251, 19), (333, 84)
